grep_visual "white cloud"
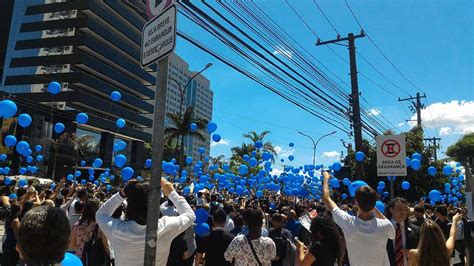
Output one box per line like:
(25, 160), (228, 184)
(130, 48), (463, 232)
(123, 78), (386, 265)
(439, 127), (453, 136)
(397, 122), (405, 127)
(270, 168), (283, 176)
(274, 145), (294, 157)
(322, 151), (339, 158)
(272, 47), (293, 58)
(369, 108), (381, 116)
(409, 100), (474, 135)
(210, 138), (230, 147)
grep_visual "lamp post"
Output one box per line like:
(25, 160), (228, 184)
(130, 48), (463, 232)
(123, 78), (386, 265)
(298, 131), (337, 166)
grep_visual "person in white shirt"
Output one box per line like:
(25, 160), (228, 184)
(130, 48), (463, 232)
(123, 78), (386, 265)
(68, 188), (87, 217)
(96, 178), (196, 266)
(322, 171), (395, 266)
(160, 199), (179, 217)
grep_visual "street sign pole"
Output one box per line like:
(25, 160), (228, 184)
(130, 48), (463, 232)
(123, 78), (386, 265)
(142, 3), (176, 265)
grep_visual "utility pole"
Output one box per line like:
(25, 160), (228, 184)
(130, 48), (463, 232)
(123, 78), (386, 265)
(317, 31), (365, 179)
(399, 92), (426, 128)
(424, 137), (441, 161)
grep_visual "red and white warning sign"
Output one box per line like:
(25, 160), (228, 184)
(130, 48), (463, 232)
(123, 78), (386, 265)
(376, 134), (407, 176)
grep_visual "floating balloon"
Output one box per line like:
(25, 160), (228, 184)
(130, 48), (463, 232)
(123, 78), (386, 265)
(412, 152), (422, 161)
(116, 140), (127, 151)
(405, 157), (411, 166)
(74, 170), (81, 177)
(341, 193), (348, 200)
(18, 179), (27, 187)
(428, 166), (437, 176)
(195, 208), (209, 224)
(0, 154), (7, 161)
(238, 165), (248, 175)
(80, 160), (86, 166)
(330, 178), (340, 188)
(375, 201), (385, 213)
(145, 159), (152, 168)
(256, 190), (263, 198)
(114, 154), (127, 168)
(4, 135), (17, 147)
(26, 156), (33, 164)
(116, 118), (126, 128)
(355, 151), (365, 162)
(255, 141), (263, 149)
(110, 91), (121, 102)
(195, 223), (210, 237)
(76, 113), (88, 124)
(248, 158), (258, 167)
(67, 174), (74, 181)
(106, 185), (112, 191)
(9, 193), (17, 199)
(288, 155), (294, 161)
(183, 186), (190, 195)
(401, 181), (410, 190)
(198, 147), (205, 154)
(16, 141), (29, 155)
(289, 142), (294, 147)
(80, 179), (87, 185)
(47, 81), (61, 95)
(207, 122), (217, 134)
(332, 162), (342, 171)
(19, 167), (26, 175)
(4, 177), (12, 185)
(185, 157), (193, 165)
(54, 122), (65, 134)
(410, 159), (421, 171)
(18, 114), (32, 128)
(429, 189), (441, 202)
(93, 158), (103, 168)
(212, 134), (221, 142)
(3, 167), (10, 174)
(349, 180), (368, 197)
(443, 165), (453, 176)
(383, 191), (389, 198)
(378, 181), (386, 189)
(122, 167), (134, 181)
(189, 123), (197, 132)
(0, 100), (17, 118)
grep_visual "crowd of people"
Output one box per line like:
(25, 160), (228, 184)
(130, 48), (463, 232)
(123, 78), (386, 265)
(0, 172), (472, 266)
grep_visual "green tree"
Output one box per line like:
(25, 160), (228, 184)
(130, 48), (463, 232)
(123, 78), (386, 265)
(446, 133), (474, 165)
(164, 106), (208, 165)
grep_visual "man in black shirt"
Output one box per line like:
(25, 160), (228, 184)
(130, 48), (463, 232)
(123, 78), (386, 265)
(435, 205), (451, 239)
(409, 204), (426, 227)
(269, 213), (292, 266)
(196, 209), (235, 266)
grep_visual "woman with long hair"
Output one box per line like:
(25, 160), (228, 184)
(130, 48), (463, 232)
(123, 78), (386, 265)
(408, 212), (461, 266)
(295, 214), (344, 266)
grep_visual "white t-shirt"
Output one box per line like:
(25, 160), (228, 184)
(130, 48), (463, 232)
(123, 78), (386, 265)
(332, 207), (395, 266)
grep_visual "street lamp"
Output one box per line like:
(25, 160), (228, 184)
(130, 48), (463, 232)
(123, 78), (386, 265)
(298, 131), (337, 166)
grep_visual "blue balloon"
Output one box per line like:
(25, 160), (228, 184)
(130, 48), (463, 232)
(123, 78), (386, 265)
(255, 141), (263, 149)
(67, 174), (74, 181)
(195, 223), (210, 237)
(9, 193), (17, 199)
(207, 122), (217, 134)
(145, 159), (152, 168)
(106, 184), (112, 191)
(110, 91), (121, 102)
(26, 156), (33, 164)
(122, 167), (134, 181)
(29, 166), (37, 174)
(405, 157), (411, 166)
(4, 135), (17, 147)
(341, 193), (348, 200)
(238, 165), (248, 176)
(36, 155), (43, 162)
(74, 170), (81, 177)
(459, 175), (465, 182)
(93, 158), (103, 168)
(189, 123), (197, 132)
(212, 133), (221, 142)
(114, 154), (127, 168)
(412, 152), (422, 161)
(198, 147), (205, 154)
(195, 208), (209, 224)
(183, 186), (190, 195)
(179, 176), (186, 183)
(16, 141), (29, 155)
(248, 157), (258, 167)
(236, 185), (244, 195)
(18, 179), (27, 187)
(80, 179), (87, 185)
(383, 191), (389, 198)
(289, 142), (294, 147)
(3, 167), (10, 175)
(76, 113), (88, 124)
(387, 176), (397, 182)
(18, 113), (32, 128)
(4, 177), (12, 185)
(256, 190), (263, 198)
(109, 175), (115, 181)
(401, 181), (410, 190)
(88, 168), (94, 176)
(349, 180), (368, 197)
(428, 166), (437, 176)
(47, 81), (61, 95)
(0, 100), (17, 118)
(429, 189), (441, 202)
(443, 165), (453, 176)
(355, 151), (365, 162)
(375, 200), (385, 213)
(332, 162), (342, 171)
(163, 162), (175, 174)
(115, 140), (127, 151)
(19, 167), (26, 175)
(330, 178), (340, 188)
(378, 181), (386, 189)
(185, 157), (193, 165)
(25, 148), (32, 157)
(54, 122), (65, 134)
(410, 159), (421, 171)
(35, 145), (42, 152)
(80, 160), (86, 166)
(0, 154), (6, 161)
(116, 118), (126, 128)
(288, 155), (294, 161)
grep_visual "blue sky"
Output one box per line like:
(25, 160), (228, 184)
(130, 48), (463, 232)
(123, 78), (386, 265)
(173, 0), (473, 169)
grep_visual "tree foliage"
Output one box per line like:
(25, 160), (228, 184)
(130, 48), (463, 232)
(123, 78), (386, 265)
(446, 133), (474, 164)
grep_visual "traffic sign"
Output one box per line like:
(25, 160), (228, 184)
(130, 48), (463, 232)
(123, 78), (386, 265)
(141, 4), (177, 67)
(146, 0), (174, 19)
(376, 134), (407, 176)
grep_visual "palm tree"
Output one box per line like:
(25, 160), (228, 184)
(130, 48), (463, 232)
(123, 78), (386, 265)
(165, 106), (208, 165)
(243, 130), (277, 160)
(230, 143), (254, 163)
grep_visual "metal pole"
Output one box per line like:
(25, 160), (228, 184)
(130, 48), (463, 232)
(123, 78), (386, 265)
(298, 131), (316, 166)
(144, 57), (169, 266)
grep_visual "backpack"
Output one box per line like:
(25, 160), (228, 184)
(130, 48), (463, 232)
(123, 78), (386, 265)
(282, 238), (296, 266)
(81, 224), (107, 266)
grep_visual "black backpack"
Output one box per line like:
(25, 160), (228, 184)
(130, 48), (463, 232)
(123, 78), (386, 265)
(81, 224), (107, 266)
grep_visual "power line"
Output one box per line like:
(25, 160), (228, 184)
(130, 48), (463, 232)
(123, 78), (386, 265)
(312, 0), (340, 36)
